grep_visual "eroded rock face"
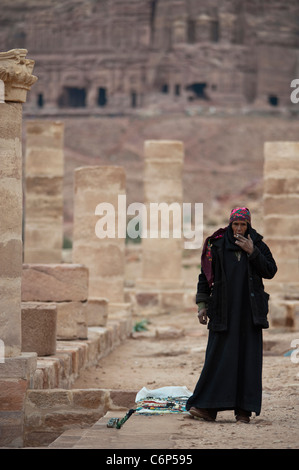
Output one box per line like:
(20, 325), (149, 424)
(1, 0), (298, 111)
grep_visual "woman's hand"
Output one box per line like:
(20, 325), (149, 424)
(234, 233), (254, 255)
(197, 308), (208, 325)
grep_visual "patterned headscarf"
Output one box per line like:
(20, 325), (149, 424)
(229, 207), (251, 225)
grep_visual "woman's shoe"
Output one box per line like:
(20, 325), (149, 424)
(189, 407), (216, 421)
(235, 409), (250, 423)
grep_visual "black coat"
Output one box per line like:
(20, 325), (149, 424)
(196, 227), (277, 331)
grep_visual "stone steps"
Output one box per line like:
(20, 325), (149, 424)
(48, 410), (180, 449)
(23, 313), (133, 447)
(31, 317), (132, 389)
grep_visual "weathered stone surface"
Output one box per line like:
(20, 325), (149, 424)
(155, 326), (185, 339)
(108, 389), (136, 409)
(72, 166), (126, 302)
(263, 142), (299, 325)
(24, 121), (64, 263)
(26, 389), (70, 408)
(263, 195), (299, 216)
(0, 49), (37, 103)
(0, 239), (23, 277)
(72, 389), (110, 409)
(0, 102), (23, 358)
(21, 303), (57, 356)
(0, 377), (29, 447)
(86, 298), (108, 327)
(141, 141), (184, 286)
(0, 379), (28, 411)
(136, 292), (159, 307)
(24, 388), (112, 447)
(269, 300), (297, 328)
(56, 301), (88, 340)
(0, 49), (37, 448)
(21, 264), (89, 302)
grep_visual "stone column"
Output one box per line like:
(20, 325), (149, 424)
(0, 49), (37, 447)
(263, 142), (299, 328)
(136, 141), (185, 314)
(72, 166), (126, 305)
(24, 120), (64, 263)
(0, 49), (37, 357)
(140, 140), (184, 288)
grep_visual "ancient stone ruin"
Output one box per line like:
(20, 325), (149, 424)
(0, 44), (298, 448)
(1, 0), (299, 113)
(0, 49), (133, 447)
(263, 142), (299, 328)
(135, 140), (186, 315)
(0, 48), (38, 446)
(24, 120), (64, 264)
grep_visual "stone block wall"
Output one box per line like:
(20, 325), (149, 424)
(24, 388), (111, 447)
(22, 263), (89, 340)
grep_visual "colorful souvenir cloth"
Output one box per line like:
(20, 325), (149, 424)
(135, 397), (189, 415)
(201, 227), (227, 288)
(135, 386), (192, 415)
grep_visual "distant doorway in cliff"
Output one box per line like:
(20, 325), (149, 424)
(131, 91), (137, 108)
(187, 20), (196, 44)
(98, 87), (107, 107)
(60, 87), (86, 107)
(186, 82), (209, 100)
(268, 94), (279, 106)
(37, 93), (44, 108)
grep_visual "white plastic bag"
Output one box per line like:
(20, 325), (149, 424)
(135, 385), (192, 402)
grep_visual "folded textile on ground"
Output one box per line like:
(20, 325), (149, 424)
(135, 386), (192, 415)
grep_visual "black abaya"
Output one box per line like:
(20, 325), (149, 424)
(186, 228), (263, 416)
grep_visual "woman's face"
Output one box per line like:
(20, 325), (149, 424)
(231, 220), (247, 237)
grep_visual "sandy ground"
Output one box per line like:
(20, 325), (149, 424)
(72, 309), (299, 449)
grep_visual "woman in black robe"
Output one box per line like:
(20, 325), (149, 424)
(186, 207), (277, 423)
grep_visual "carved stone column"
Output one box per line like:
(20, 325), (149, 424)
(136, 140), (185, 315)
(0, 49), (38, 357)
(263, 142), (299, 328)
(140, 140), (184, 288)
(72, 165), (126, 304)
(24, 120), (64, 263)
(0, 49), (37, 447)
(0, 49), (37, 103)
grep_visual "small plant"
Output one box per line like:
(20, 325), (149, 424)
(133, 319), (150, 332)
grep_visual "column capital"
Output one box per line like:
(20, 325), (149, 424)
(0, 49), (38, 103)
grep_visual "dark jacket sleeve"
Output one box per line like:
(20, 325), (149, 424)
(195, 269), (211, 304)
(248, 241), (277, 279)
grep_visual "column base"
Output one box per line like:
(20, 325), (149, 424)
(0, 353), (37, 447)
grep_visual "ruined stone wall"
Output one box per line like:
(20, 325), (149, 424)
(1, 0), (298, 111)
